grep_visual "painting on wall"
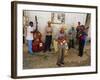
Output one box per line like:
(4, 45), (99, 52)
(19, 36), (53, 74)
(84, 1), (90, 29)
(51, 12), (65, 24)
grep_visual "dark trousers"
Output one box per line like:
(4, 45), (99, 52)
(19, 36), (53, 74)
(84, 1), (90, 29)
(44, 35), (52, 51)
(69, 39), (75, 49)
(57, 48), (64, 64)
(79, 40), (85, 57)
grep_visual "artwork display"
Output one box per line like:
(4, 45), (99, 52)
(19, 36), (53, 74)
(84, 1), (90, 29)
(11, 1), (97, 78)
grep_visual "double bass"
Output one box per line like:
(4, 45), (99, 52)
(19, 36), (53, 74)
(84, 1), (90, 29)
(32, 16), (44, 52)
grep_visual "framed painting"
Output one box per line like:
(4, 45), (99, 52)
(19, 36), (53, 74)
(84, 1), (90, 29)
(51, 12), (65, 24)
(11, 1), (98, 78)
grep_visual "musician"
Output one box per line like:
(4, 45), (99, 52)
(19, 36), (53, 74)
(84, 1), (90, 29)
(44, 21), (53, 52)
(56, 27), (68, 67)
(76, 21), (81, 42)
(68, 27), (76, 49)
(78, 25), (87, 57)
(26, 21), (35, 54)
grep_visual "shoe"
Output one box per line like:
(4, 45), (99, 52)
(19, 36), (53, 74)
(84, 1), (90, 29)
(78, 54), (82, 57)
(79, 55), (83, 57)
(60, 64), (64, 67)
(43, 50), (47, 53)
(56, 63), (61, 67)
(61, 62), (65, 65)
(78, 54), (81, 56)
(29, 52), (36, 55)
(49, 49), (51, 52)
(56, 63), (64, 67)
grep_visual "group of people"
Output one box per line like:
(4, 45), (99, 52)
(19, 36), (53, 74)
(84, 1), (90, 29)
(25, 21), (89, 67)
(56, 22), (88, 66)
(25, 21), (53, 54)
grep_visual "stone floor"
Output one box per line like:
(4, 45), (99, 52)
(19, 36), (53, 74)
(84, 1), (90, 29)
(23, 44), (90, 69)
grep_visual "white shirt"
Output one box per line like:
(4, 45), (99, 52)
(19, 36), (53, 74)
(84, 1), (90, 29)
(26, 26), (34, 40)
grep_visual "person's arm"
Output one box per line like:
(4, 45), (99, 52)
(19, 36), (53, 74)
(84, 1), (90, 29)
(86, 26), (89, 30)
(24, 26), (27, 37)
(76, 26), (78, 31)
(73, 30), (76, 38)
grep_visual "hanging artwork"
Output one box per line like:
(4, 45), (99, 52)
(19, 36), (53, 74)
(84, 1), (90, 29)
(51, 12), (65, 24)
(11, 1), (98, 78)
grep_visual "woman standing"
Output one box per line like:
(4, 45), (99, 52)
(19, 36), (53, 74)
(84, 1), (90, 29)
(56, 27), (68, 66)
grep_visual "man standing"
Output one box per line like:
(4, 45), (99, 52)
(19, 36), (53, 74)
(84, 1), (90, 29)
(44, 21), (53, 52)
(68, 27), (76, 49)
(76, 22), (81, 42)
(26, 21), (35, 54)
(78, 25), (87, 57)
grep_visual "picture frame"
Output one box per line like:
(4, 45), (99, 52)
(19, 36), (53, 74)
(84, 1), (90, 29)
(11, 1), (98, 78)
(51, 12), (65, 24)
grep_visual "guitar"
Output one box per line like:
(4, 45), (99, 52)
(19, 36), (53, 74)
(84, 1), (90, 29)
(58, 36), (67, 45)
(32, 16), (44, 52)
(58, 36), (68, 50)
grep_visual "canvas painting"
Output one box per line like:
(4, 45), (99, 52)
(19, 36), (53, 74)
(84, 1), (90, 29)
(11, 1), (97, 78)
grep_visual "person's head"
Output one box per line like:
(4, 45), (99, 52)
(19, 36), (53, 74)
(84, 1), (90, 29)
(78, 21), (80, 26)
(60, 27), (65, 33)
(48, 21), (51, 27)
(29, 21), (33, 27)
(80, 25), (85, 31)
